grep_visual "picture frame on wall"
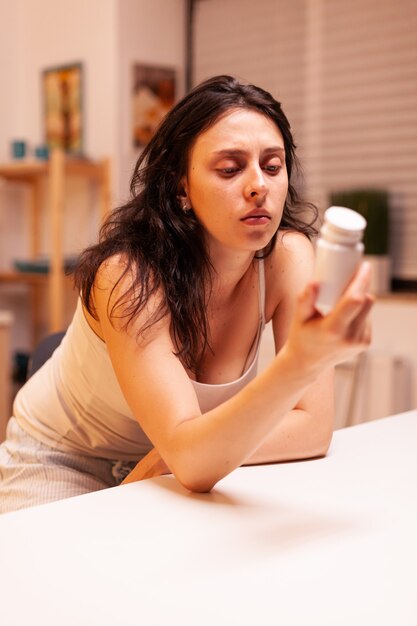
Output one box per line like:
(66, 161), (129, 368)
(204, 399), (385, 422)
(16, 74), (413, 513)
(132, 63), (176, 148)
(42, 62), (83, 155)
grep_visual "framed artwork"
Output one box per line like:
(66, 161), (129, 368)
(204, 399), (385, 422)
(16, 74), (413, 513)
(132, 64), (176, 147)
(43, 62), (83, 155)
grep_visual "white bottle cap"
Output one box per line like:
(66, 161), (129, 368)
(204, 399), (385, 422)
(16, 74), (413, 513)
(322, 206), (367, 244)
(326, 206), (367, 231)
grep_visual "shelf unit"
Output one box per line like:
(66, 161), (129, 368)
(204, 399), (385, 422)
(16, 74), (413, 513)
(0, 149), (111, 345)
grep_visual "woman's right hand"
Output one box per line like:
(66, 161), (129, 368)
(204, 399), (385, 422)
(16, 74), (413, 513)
(121, 447), (171, 485)
(284, 261), (374, 375)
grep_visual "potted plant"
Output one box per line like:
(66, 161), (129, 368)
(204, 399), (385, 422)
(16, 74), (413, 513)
(330, 189), (390, 294)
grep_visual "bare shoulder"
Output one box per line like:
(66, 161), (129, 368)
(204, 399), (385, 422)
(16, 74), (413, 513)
(264, 230), (315, 322)
(94, 253), (132, 293)
(276, 229), (315, 264)
(88, 254), (131, 322)
(91, 253), (168, 342)
(80, 254), (129, 337)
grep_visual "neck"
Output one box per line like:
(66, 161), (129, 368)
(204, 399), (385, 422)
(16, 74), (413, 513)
(208, 247), (257, 302)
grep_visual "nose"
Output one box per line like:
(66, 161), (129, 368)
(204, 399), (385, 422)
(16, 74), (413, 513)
(245, 166), (267, 203)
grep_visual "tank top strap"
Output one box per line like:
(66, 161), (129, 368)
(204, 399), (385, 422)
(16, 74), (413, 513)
(240, 256), (266, 374)
(257, 256), (266, 329)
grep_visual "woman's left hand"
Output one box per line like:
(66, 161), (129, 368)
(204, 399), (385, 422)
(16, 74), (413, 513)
(121, 447), (171, 484)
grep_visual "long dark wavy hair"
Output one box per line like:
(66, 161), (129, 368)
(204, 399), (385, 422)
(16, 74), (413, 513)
(74, 75), (317, 370)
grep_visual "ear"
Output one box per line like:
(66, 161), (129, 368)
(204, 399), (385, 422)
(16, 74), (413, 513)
(177, 176), (189, 200)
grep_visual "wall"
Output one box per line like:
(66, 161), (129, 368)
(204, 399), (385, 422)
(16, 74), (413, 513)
(194, 0), (306, 165)
(0, 2), (25, 156)
(0, 0), (118, 161)
(117, 0), (186, 202)
(0, 0), (186, 354)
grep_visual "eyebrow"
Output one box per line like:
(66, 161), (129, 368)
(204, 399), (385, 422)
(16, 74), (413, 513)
(212, 146), (285, 158)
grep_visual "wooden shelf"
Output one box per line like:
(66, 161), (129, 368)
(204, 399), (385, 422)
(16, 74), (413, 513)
(0, 149), (111, 345)
(0, 271), (75, 286)
(0, 271), (49, 285)
(0, 161), (46, 181)
(0, 156), (107, 182)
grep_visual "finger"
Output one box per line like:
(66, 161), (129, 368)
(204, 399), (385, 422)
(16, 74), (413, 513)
(347, 294), (374, 344)
(362, 317), (372, 345)
(327, 262), (372, 332)
(326, 295), (368, 335)
(296, 282), (321, 323)
(121, 449), (156, 484)
(345, 260), (372, 300)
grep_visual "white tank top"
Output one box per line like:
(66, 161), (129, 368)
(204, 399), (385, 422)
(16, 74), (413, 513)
(191, 258), (266, 413)
(14, 259), (266, 460)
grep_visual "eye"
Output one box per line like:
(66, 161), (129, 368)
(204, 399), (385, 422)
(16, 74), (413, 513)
(262, 160), (282, 175)
(220, 167), (240, 175)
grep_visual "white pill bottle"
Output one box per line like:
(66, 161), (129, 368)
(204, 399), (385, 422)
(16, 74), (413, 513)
(314, 206), (367, 315)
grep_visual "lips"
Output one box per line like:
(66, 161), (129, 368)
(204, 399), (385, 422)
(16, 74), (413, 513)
(241, 210), (271, 225)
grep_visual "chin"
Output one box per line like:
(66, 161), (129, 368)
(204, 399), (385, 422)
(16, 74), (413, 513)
(244, 230), (275, 249)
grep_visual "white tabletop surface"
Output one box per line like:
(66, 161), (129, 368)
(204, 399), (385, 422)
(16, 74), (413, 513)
(0, 410), (416, 626)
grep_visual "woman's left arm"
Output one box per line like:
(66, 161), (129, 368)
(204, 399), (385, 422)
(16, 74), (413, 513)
(244, 230), (334, 465)
(242, 375), (334, 465)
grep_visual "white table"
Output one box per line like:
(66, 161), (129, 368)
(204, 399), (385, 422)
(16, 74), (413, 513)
(0, 411), (416, 626)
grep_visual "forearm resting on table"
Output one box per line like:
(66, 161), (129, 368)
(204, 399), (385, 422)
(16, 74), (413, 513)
(122, 352), (323, 490)
(243, 408), (333, 466)
(121, 334), (336, 491)
(157, 350), (318, 492)
(122, 407), (332, 486)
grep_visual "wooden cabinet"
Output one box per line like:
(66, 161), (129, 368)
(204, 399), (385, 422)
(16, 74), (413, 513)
(0, 149), (111, 345)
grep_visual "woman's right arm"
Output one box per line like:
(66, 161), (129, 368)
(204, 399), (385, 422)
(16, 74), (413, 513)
(94, 257), (372, 493)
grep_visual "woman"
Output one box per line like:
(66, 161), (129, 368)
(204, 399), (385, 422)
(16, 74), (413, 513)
(0, 75), (372, 513)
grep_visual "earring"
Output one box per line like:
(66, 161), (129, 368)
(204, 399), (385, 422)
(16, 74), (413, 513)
(180, 198), (191, 213)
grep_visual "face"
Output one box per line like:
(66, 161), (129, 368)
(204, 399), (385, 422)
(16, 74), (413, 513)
(182, 108), (288, 257)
